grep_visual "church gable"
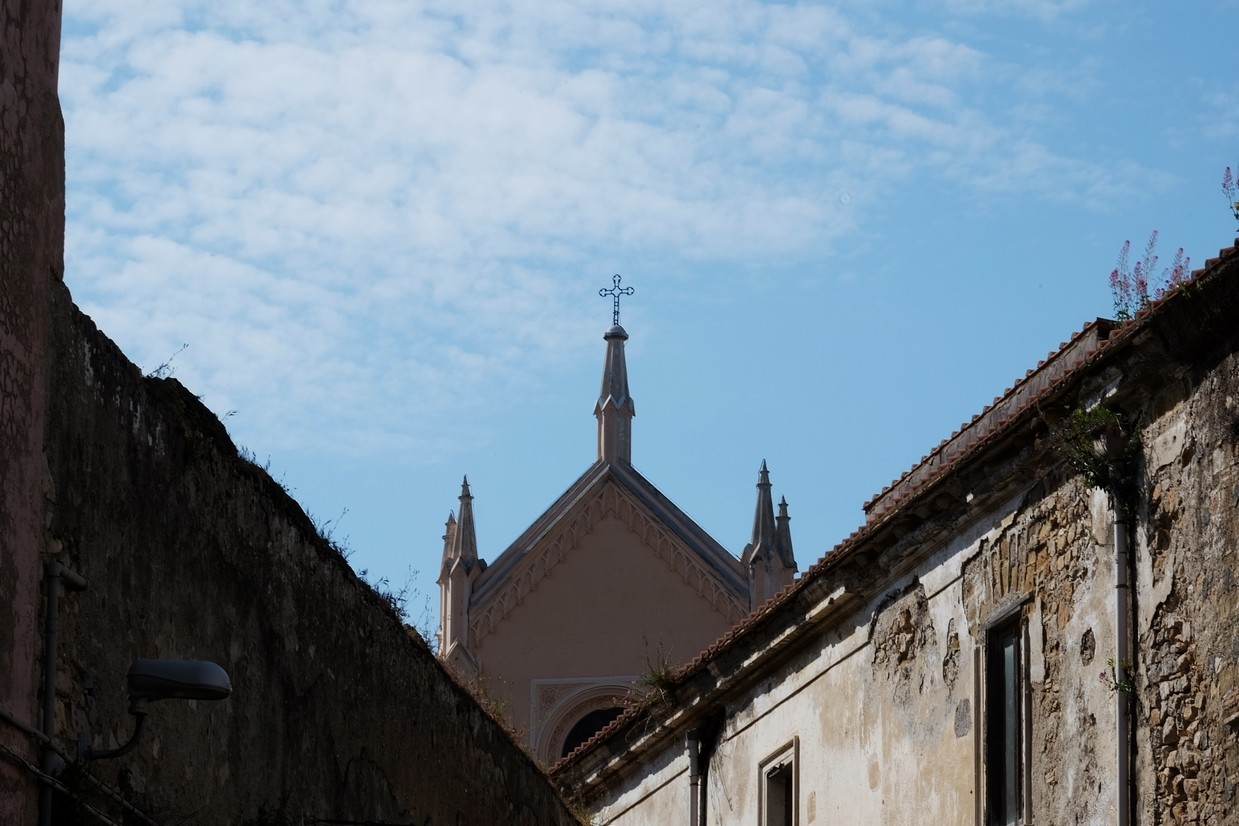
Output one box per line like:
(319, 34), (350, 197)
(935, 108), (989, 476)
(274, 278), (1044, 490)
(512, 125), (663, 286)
(469, 469), (749, 647)
(434, 307), (800, 758)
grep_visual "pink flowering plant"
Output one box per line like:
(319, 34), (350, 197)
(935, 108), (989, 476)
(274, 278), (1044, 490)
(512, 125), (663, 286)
(1224, 166), (1239, 230)
(1109, 230), (1191, 322)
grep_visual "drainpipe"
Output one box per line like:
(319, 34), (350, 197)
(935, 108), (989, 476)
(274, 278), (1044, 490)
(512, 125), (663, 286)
(686, 729), (700, 826)
(1113, 495), (1131, 826)
(39, 561), (87, 826)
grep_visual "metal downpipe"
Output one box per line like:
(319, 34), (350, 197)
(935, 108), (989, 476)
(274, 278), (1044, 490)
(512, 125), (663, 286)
(687, 730), (700, 826)
(1113, 499), (1131, 826)
(39, 562), (87, 826)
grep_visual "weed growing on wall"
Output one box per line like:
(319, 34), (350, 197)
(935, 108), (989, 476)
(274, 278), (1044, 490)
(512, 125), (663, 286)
(312, 507), (353, 560)
(355, 565), (440, 653)
(631, 638), (676, 707)
(357, 565), (410, 618)
(1048, 404), (1141, 518)
(1099, 657), (1136, 694)
(409, 588), (439, 654)
(144, 342), (188, 379)
(1051, 405), (1125, 490)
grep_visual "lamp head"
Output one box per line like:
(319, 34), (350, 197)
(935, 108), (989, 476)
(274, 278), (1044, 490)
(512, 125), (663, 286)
(127, 659), (232, 702)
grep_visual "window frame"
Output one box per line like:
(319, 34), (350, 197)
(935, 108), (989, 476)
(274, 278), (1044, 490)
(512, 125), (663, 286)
(983, 604), (1031, 826)
(757, 738), (799, 826)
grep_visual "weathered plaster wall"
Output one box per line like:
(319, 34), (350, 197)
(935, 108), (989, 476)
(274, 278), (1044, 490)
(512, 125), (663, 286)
(959, 478), (1122, 825)
(587, 491), (1012, 824)
(33, 282), (581, 824)
(588, 464), (1151, 824)
(0, 0), (63, 821)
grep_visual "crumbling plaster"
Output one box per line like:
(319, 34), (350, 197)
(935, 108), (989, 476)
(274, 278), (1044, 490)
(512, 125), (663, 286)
(585, 467), (1129, 824)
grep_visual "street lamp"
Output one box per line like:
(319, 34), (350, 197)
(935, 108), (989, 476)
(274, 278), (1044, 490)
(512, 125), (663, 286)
(82, 659), (232, 761)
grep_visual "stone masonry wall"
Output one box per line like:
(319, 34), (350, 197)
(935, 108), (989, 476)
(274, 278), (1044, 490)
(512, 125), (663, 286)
(958, 475), (1119, 826)
(948, 281), (1239, 824)
(1136, 339), (1239, 824)
(844, 465), (1120, 825)
(35, 275), (581, 824)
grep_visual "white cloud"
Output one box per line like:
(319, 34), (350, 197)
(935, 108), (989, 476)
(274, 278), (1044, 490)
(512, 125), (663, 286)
(60, 0), (1145, 462)
(936, 0), (1093, 23)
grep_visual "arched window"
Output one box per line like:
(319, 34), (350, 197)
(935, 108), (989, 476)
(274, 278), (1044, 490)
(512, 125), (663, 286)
(560, 706), (624, 758)
(533, 679), (636, 764)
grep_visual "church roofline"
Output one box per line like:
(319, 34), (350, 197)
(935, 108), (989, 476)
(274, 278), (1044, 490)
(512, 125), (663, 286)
(470, 459), (749, 605)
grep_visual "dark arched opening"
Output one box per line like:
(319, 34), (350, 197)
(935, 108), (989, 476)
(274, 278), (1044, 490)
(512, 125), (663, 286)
(560, 706), (624, 758)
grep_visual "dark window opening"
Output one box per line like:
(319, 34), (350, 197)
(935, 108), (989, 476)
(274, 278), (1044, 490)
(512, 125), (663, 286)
(986, 619), (1023, 825)
(765, 761), (794, 826)
(561, 706), (624, 758)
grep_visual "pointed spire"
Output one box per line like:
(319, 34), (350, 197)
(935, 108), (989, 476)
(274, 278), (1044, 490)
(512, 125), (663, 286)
(437, 477), (484, 673)
(595, 324), (636, 464)
(439, 511), (458, 574)
(743, 461), (797, 609)
(775, 496), (797, 571)
(749, 460), (776, 561)
(452, 476), (479, 567)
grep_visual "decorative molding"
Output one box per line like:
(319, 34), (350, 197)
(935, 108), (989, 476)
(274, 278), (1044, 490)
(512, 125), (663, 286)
(537, 682), (580, 718)
(470, 480), (748, 644)
(530, 677), (639, 765)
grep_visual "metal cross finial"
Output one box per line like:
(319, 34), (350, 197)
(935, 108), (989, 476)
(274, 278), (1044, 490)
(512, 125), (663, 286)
(599, 274), (634, 326)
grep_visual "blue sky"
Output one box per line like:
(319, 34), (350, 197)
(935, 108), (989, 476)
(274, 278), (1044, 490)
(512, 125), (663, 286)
(59, 1), (1238, 634)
